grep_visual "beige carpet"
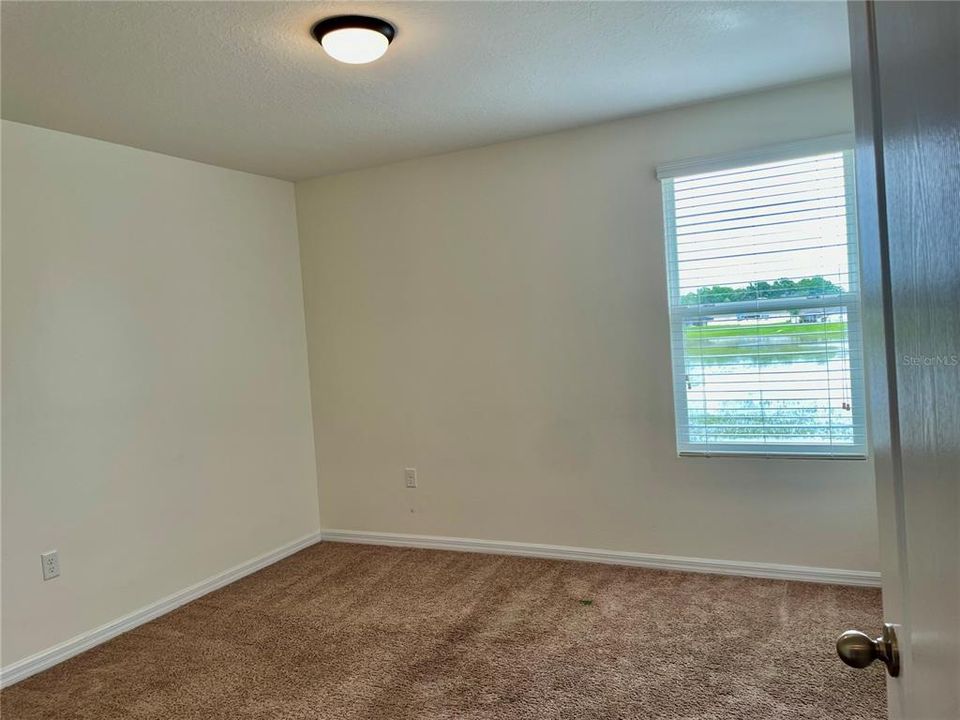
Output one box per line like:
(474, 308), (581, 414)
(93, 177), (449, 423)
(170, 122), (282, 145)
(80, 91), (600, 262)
(2, 543), (886, 719)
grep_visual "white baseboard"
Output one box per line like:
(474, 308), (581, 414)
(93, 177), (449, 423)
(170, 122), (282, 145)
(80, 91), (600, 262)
(321, 529), (881, 588)
(0, 531), (323, 689)
(2, 528), (878, 689)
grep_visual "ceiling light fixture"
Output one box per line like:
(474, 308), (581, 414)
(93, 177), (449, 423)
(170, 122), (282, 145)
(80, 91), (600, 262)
(311, 15), (396, 65)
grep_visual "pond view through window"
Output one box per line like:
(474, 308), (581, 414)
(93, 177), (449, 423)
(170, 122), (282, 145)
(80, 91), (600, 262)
(660, 141), (866, 457)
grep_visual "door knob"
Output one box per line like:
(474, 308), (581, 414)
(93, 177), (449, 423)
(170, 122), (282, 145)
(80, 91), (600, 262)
(836, 622), (900, 677)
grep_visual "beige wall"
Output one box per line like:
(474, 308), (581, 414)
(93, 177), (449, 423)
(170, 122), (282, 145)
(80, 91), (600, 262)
(0, 76), (882, 671)
(296, 77), (880, 572)
(1, 121), (320, 666)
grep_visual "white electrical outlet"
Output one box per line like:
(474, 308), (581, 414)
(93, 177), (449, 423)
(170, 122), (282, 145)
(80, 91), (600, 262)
(41, 550), (60, 581)
(405, 467), (418, 488)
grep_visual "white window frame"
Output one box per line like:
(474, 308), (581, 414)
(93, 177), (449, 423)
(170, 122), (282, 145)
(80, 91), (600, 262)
(657, 135), (868, 459)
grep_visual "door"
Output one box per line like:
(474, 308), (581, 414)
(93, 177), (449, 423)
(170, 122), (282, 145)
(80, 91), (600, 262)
(844, 2), (959, 718)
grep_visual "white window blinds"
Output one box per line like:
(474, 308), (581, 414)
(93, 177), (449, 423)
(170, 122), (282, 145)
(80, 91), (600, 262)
(658, 138), (867, 457)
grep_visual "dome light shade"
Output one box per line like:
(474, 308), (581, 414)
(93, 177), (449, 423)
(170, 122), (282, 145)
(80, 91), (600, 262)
(312, 16), (396, 65)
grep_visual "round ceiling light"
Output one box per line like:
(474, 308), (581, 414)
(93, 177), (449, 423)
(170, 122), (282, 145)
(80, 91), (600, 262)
(311, 15), (396, 65)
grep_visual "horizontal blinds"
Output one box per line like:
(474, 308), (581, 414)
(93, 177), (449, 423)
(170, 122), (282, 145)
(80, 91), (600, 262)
(661, 147), (867, 457)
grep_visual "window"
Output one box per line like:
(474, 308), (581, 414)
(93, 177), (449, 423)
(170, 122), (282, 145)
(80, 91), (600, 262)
(658, 136), (866, 458)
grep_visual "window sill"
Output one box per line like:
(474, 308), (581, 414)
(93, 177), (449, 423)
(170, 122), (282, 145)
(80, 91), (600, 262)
(678, 450), (868, 460)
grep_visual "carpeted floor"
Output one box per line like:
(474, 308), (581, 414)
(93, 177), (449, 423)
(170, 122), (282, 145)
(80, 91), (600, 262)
(2, 542), (886, 719)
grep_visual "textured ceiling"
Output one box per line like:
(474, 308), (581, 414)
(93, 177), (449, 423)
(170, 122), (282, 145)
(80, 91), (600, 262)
(1, 1), (850, 181)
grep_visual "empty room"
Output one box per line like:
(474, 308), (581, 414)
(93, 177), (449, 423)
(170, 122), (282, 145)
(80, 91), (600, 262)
(1, 1), (957, 719)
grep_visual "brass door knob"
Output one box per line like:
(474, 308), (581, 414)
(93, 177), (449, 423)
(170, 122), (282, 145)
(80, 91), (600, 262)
(836, 623), (900, 677)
